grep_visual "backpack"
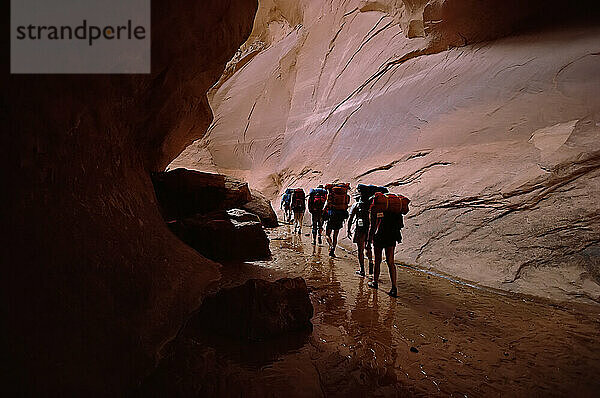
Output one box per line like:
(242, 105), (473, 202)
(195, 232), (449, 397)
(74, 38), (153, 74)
(326, 183), (350, 211)
(356, 184), (388, 202)
(282, 188), (293, 206)
(308, 188), (327, 213)
(291, 188), (306, 210)
(370, 192), (410, 215)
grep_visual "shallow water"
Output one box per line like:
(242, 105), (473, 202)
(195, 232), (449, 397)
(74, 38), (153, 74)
(144, 225), (600, 397)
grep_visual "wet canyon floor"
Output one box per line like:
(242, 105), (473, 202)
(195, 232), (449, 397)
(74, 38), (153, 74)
(142, 225), (600, 397)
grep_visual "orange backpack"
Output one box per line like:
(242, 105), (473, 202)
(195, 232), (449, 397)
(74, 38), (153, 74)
(370, 192), (410, 215)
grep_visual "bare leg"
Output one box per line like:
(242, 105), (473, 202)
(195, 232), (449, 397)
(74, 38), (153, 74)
(334, 229), (340, 248)
(369, 246), (383, 289)
(385, 246), (397, 296)
(327, 228), (339, 257)
(317, 216), (323, 243)
(365, 242), (373, 274)
(356, 236), (366, 275)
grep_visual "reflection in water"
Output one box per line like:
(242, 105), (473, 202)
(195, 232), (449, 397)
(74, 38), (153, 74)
(185, 327), (312, 368)
(143, 226), (600, 397)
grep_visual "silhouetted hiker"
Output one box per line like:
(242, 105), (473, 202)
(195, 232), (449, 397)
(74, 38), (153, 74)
(290, 188), (306, 234)
(324, 183), (350, 257)
(367, 192), (410, 298)
(350, 184), (388, 275)
(308, 185), (328, 245)
(348, 194), (373, 276)
(281, 188), (293, 223)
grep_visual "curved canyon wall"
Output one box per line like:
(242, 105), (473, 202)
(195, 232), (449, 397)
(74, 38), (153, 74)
(172, 0), (600, 303)
(4, 0), (257, 394)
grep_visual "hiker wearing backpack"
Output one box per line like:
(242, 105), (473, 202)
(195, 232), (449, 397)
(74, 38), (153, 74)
(349, 184), (389, 276)
(290, 188), (306, 234)
(308, 185), (328, 245)
(348, 195), (373, 276)
(324, 183), (351, 257)
(367, 192), (410, 298)
(281, 188), (293, 223)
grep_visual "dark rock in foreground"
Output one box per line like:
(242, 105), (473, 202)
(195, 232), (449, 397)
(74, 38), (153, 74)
(242, 189), (278, 228)
(194, 277), (313, 341)
(168, 209), (271, 262)
(153, 168), (252, 221)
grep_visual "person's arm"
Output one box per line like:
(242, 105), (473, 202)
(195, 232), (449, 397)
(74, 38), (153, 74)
(347, 204), (357, 236)
(368, 213), (382, 243)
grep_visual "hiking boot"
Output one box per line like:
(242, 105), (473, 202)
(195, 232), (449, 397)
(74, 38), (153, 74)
(368, 281), (378, 289)
(355, 269), (365, 277)
(388, 286), (398, 298)
(329, 249), (336, 258)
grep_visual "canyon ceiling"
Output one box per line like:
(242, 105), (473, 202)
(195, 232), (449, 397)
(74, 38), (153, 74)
(172, 0), (600, 303)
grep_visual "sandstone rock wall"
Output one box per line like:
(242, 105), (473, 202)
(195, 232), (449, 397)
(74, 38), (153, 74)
(4, 0), (257, 394)
(172, 0), (600, 303)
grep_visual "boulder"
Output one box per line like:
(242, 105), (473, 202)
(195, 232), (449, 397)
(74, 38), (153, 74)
(152, 168), (252, 221)
(242, 189), (278, 227)
(193, 277), (313, 341)
(169, 209), (271, 262)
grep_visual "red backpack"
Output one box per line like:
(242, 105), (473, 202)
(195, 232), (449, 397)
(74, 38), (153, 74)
(326, 183), (350, 211)
(291, 188), (306, 210)
(308, 188), (327, 212)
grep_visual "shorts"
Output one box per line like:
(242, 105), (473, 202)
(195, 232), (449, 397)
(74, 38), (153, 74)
(372, 212), (402, 248)
(353, 226), (368, 243)
(326, 209), (348, 230)
(373, 229), (401, 248)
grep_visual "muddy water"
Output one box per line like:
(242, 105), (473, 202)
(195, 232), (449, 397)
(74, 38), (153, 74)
(144, 225), (600, 397)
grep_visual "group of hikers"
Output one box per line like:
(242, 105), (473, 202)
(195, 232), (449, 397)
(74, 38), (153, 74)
(280, 183), (409, 298)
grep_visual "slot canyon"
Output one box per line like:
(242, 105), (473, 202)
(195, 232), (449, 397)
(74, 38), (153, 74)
(5, 0), (600, 396)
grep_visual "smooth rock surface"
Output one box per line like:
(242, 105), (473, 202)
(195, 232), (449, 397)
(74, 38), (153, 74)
(169, 209), (271, 262)
(172, 0), (600, 303)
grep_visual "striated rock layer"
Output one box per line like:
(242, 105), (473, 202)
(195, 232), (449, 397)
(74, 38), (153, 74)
(172, 0), (600, 303)
(4, 0), (257, 395)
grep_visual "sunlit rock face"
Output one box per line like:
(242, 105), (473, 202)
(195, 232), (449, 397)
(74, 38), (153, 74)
(172, 0), (600, 303)
(4, 0), (257, 395)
